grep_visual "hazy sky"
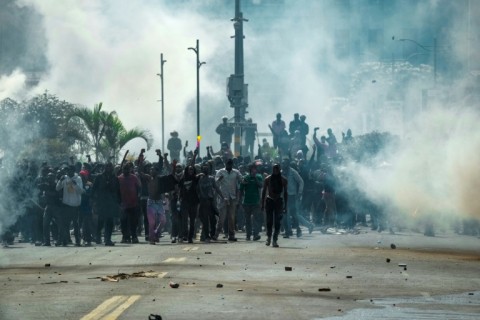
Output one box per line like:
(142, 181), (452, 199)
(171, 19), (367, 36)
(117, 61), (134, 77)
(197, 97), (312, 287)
(4, 0), (476, 150)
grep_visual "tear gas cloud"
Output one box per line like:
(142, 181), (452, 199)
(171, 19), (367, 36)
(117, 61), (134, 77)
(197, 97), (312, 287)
(1, 0), (479, 235)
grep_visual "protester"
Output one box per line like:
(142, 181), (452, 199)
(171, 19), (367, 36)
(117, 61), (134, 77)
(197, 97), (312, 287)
(55, 165), (83, 246)
(261, 164), (288, 247)
(240, 163), (263, 241)
(117, 162), (142, 244)
(214, 158), (242, 241)
(167, 131), (182, 162)
(197, 161), (224, 242)
(91, 162), (120, 246)
(269, 113), (286, 150)
(215, 116), (234, 147)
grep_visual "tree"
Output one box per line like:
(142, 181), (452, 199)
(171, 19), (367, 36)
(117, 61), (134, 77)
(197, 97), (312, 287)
(69, 102), (116, 162)
(101, 114), (153, 163)
(0, 92), (86, 165)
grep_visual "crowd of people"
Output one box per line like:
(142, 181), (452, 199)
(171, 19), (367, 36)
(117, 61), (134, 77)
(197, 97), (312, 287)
(1, 112), (478, 248)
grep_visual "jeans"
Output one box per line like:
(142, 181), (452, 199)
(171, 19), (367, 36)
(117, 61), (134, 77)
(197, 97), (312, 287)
(58, 204), (80, 245)
(147, 199), (166, 242)
(120, 207), (140, 240)
(283, 195), (299, 235)
(265, 197), (283, 241)
(215, 199), (238, 238)
(198, 198), (218, 240)
(243, 204), (261, 237)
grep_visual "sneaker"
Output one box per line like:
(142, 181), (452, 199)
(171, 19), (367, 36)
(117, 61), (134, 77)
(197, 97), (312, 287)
(283, 234), (290, 239)
(42, 243), (51, 247)
(308, 224), (314, 234)
(120, 238), (131, 244)
(188, 238), (193, 244)
(149, 241), (156, 245)
(84, 242), (92, 247)
(296, 229), (302, 238)
(132, 237), (139, 244)
(105, 241), (115, 246)
(246, 236), (251, 241)
(265, 237), (271, 246)
(171, 237), (177, 244)
(272, 240), (279, 248)
(228, 237), (237, 242)
(253, 235), (261, 241)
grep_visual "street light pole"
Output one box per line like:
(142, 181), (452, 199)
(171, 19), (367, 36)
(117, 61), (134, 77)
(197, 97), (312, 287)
(433, 37), (437, 86)
(188, 39), (206, 141)
(399, 37), (438, 87)
(156, 53), (167, 152)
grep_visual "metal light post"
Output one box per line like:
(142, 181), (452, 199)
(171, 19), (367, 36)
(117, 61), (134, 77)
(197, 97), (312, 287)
(156, 53), (167, 152)
(398, 37), (438, 87)
(188, 39), (206, 140)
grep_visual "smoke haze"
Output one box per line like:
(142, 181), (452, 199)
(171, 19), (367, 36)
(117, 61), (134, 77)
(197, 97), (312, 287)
(1, 0), (479, 235)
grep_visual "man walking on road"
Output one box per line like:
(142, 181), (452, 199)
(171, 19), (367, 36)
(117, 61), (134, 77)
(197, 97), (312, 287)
(261, 164), (288, 248)
(214, 158), (242, 241)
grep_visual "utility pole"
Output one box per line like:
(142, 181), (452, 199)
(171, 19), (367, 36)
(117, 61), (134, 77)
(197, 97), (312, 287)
(189, 40), (205, 143)
(156, 53), (167, 152)
(227, 0), (256, 156)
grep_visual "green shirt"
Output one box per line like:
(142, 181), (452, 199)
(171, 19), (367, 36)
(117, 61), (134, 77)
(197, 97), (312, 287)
(240, 173), (263, 205)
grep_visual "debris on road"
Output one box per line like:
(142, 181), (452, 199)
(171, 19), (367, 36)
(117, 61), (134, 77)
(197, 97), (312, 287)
(386, 258), (391, 263)
(346, 276), (353, 279)
(169, 282), (179, 288)
(44, 263), (51, 267)
(41, 280), (68, 285)
(391, 244), (397, 249)
(318, 288), (331, 292)
(285, 266), (292, 271)
(216, 283), (223, 288)
(89, 270), (165, 282)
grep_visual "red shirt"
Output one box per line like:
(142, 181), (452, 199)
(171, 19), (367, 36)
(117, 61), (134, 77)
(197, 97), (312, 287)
(118, 174), (141, 209)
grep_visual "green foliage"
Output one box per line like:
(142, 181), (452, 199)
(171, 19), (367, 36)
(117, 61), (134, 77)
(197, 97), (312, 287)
(0, 92), (152, 165)
(339, 131), (400, 164)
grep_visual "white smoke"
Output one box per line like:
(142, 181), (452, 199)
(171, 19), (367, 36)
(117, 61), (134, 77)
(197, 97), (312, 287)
(0, 69), (27, 101)
(2, 0), (479, 234)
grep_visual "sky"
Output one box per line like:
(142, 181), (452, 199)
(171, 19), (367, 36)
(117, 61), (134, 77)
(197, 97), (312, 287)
(0, 0), (479, 234)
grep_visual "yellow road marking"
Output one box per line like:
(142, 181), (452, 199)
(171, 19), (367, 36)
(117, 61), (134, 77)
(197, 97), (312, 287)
(182, 246), (199, 251)
(163, 257), (186, 262)
(80, 296), (127, 320)
(102, 295), (141, 320)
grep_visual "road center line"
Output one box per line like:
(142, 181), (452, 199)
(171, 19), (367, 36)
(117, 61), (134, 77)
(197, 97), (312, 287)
(80, 295), (127, 320)
(101, 295), (141, 320)
(163, 257), (187, 262)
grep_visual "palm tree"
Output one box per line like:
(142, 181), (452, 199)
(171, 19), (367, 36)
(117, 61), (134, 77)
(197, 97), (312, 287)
(102, 114), (153, 163)
(69, 102), (116, 161)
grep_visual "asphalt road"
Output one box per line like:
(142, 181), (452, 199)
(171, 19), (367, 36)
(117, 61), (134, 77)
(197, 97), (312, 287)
(1, 227), (479, 320)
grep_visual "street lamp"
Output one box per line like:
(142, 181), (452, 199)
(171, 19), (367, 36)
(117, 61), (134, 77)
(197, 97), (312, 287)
(188, 39), (206, 141)
(398, 37), (438, 86)
(156, 53), (167, 152)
